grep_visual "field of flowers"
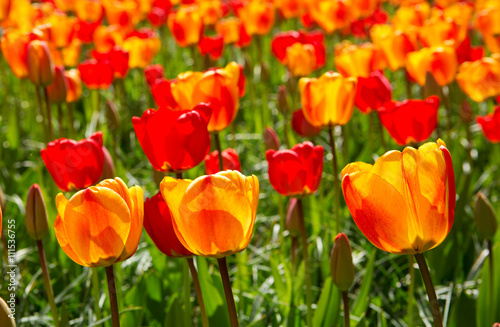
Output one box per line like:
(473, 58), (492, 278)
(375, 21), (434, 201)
(1, 0), (500, 326)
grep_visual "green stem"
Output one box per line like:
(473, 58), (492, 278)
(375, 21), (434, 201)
(407, 254), (415, 327)
(488, 240), (494, 320)
(57, 103), (64, 137)
(440, 86), (452, 142)
(190, 45), (199, 71)
(105, 265), (120, 327)
(214, 132), (224, 172)
(217, 257), (239, 327)
(43, 87), (55, 140)
(328, 125), (340, 234)
(342, 291), (350, 327)
(405, 72), (413, 100)
(67, 102), (75, 138)
(297, 198), (313, 327)
(183, 259), (193, 327)
(187, 258), (209, 327)
(377, 113), (387, 151)
(414, 253), (443, 327)
(113, 263), (124, 313)
(37, 240), (59, 327)
(35, 86), (49, 142)
(91, 268), (103, 322)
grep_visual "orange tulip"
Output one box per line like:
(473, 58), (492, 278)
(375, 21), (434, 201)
(350, 0), (379, 19)
(64, 68), (82, 103)
(475, 7), (500, 54)
(417, 18), (460, 48)
(0, 29), (37, 79)
(1, 0), (35, 32)
(341, 139), (455, 254)
(160, 171), (259, 258)
(61, 39), (81, 67)
(334, 41), (384, 78)
(27, 40), (55, 87)
(93, 25), (124, 52)
(215, 17), (242, 45)
(370, 24), (417, 71)
(102, 0), (141, 34)
(168, 5), (204, 47)
(0, 0), (11, 23)
(456, 55), (500, 102)
(392, 1), (430, 32)
(275, 0), (306, 19)
(285, 43), (318, 77)
(430, 3), (472, 45)
(54, 177), (144, 267)
(197, 0), (223, 25)
(299, 72), (357, 128)
(237, 0), (275, 36)
(47, 11), (76, 48)
(406, 46), (457, 86)
(122, 28), (161, 69)
(309, 0), (350, 34)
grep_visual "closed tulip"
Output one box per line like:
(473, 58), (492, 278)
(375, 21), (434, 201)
(341, 139), (455, 254)
(370, 24), (417, 71)
(406, 46), (458, 86)
(132, 105), (212, 172)
(456, 56), (500, 102)
(168, 4), (204, 47)
(330, 233), (355, 291)
(41, 132), (104, 192)
(198, 0), (223, 25)
(78, 59), (114, 89)
(476, 105), (500, 143)
(64, 68), (82, 103)
(379, 96), (440, 145)
(103, 0), (141, 34)
(236, 0), (275, 36)
(54, 177), (144, 267)
(264, 126), (281, 151)
(334, 41), (384, 78)
(144, 192), (193, 257)
(392, 1), (430, 32)
(27, 40), (55, 87)
(122, 28), (161, 69)
(0, 29), (38, 79)
(299, 72), (357, 128)
(47, 65), (68, 104)
(160, 171), (259, 257)
(417, 18), (460, 48)
(93, 25), (124, 53)
(204, 148), (241, 175)
(291, 109), (321, 137)
(354, 70), (392, 114)
(266, 141), (324, 197)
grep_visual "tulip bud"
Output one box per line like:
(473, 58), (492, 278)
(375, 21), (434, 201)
(277, 85), (289, 115)
(474, 192), (498, 241)
(47, 65), (68, 104)
(25, 184), (49, 240)
(286, 198), (301, 237)
(100, 146), (115, 180)
(105, 100), (120, 132)
(330, 233), (355, 291)
(0, 297), (15, 327)
(264, 126), (280, 151)
(460, 100), (473, 124)
(27, 40), (55, 87)
(422, 71), (440, 99)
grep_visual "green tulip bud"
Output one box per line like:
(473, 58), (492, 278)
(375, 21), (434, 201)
(25, 184), (49, 240)
(330, 233), (355, 292)
(474, 192), (498, 241)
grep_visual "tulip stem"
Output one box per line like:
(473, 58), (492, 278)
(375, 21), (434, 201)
(57, 104), (64, 137)
(407, 255), (416, 327)
(37, 240), (59, 327)
(377, 114), (387, 151)
(214, 133), (224, 172)
(297, 198), (313, 327)
(341, 291), (350, 327)
(440, 86), (452, 141)
(35, 86), (49, 142)
(105, 265), (120, 327)
(67, 102), (75, 138)
(328, 125), (340, 234)
(43, 87), (55, 140)
(488, 239), (494, 317)
(187, 258), (209, 327)
(183, 259), (193, 327)
(414, 253), (443, 327)
(190, 45), (199, 71)
(217, 257), (239, 327)
(405, 73), (413, 100)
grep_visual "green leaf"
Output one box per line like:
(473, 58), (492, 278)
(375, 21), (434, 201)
(312, 277), (340, 327)
(477, 243), (500, 326)
(352, 248), (377, 317)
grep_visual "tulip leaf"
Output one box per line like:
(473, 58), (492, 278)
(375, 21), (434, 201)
(270, 255), (291, 307)
(449, 290), (476, 327)
(476, 243), (500, 326)
(312, 277), (340, 327)
(121, 276), (147, 327)
(145, 271), (162, 303)
(164, 295), (189, 327)
(196, 257), (224, 315)
(352, 248), (377, 317)
(7, 107), (19, 149)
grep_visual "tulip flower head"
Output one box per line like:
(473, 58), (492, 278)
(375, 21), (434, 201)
(1, 29), (39, 79)
(334, 41), (383, 78)
(204, 148), (242, 175)
(122, 28), (161, 69)
(263, 126), (281, 151)
(309, 0), (351, 34)
(378, 96), (440, 145)
(54, 177), (144, 267)
(354, 70), (392, 114)
(291, 109), (321, 137)
(406, 46), (458, 86)
(41, 132), (104, 192)
(198, 35), (224, 61)
(476, 105), (500, 143)
(168, 4), (204, 47)
(132, 105), (212, 172)
(91, 46), (130, 79)
(457, 55), (500, 103)
(370, 24), (417, 71)
(144, 192), (193, 257)
(78, 59), (114, 90)
(160, 171), (259, 258)
(25, 184), (49, 240)
(64, 69), (82, 103)
(342, 139), (455, 254)
(266, 141), (324, 197)
(330, 233), (355, 291)
(236, 0), (275, 36)
(474, 192), (498, 241)
(27, 40), (55, 87)
(144, 64), (165, 86)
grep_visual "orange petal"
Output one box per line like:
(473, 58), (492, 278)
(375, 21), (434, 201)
(97, 177), (133, 214)
(54, 214), (86, 266)
(118, 185), (144, 261)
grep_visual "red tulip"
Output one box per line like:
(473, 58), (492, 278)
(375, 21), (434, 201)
(378, 96), (440, 145)
(150, 78), (178, 108)
(132, 105), (212, 172)
(144, 64), (165, 86)
(91, 46), (129, 79)
(292, 109), (321, 137)
(266, 141), (324, 197)
(144, 192), (193, 257)
(198, 35), (224, 60)
(78, 59), (114, 89)
(41, 132), (104, 192)
(354, 70), (392, 114)
(476, 105), (500, 143)
(455, 35), (484, 65)
(204, 148), (241, 175)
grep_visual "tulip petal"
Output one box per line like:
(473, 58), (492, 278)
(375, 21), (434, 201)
(118, 185), (144, 261)
(97, 178), (133, 213)
(54, 215), (86, 266)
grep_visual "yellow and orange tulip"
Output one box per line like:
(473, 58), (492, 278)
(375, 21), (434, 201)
(285, 43), (317, 77)
(47, 11), (76, 48)
(456, 55), (500, 102)
(0, 29), (35, 79)
(299, 72), (357, 128)
(237, 0), (275, 36)
(54, 177), (144, 267)
(160, 171), (259, 258)
(392, 1), (430, 32)
(168, 5), (204, 47)
(27, 40), (55, 87)
(341, 139), (455, 254)
(370, 24), (417, 71)
(122, 29), (161, 69)
(406, 46), (457, 86)
(309, 0), (351, 34)
(334, 41), (384, 78)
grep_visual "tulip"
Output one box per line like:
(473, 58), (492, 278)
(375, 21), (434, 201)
(198, 0), (223, 25)
(417, 18), (460, 48)
(92, 47), (130, 79)
(299, 72), (357, 128)
(41, 132), (104, 192)
(286, 197), (301, 237)
(494, 323), (500, 327)
(455, 35), (484, 65)
(0, 29), (38, 79)
(64, 69), (82, 103)
(236, 0), (275, 36)
(309, 0), (351, 34)
(0, 297), (15, 327)
(354, 70), (392, 114)
(27, 40), (55, 87)
(378, 96), (440, 146)
(406, 46), (458, 86)
(291, 109), (321, 137)
(341, 139), (455, 254)
(370, 24), (417, 71)
(93, 25), (124, 53)
(475, 192), (498, 241)
(47, 11), (76, 48)
(122, 28), (161, 69)
(476, 105), (500, 143)
(0, 0), (11, 23)
(266, 141), (324, 197)
(168, 4), (204, 47)
(276, 0), (306, 18)
(334, 41), (384, 78)
(61, 39), (81, 67)
(147, 5), (169, 27)
(54, 177), (144, 267)
(264, 126), (281, 151)
(215, 17), (243, 45)
(144, 192), (193, 257)
(78, 59), (114, 90)
(392, 1), (430, 32)
(330, 233), (355, 292)
(150, 78), (179, 108)
(456, 56), (500, 102)
(475, 7), (500, 54)
(205, 148), (241, 175)
(47, 65), (68, 104)
(198, 35), (224, 61)
(160, 170), (259, 257)
(132, 105), (212, 172)
(25, 184), (49, 240)
(103, 0), (141, 34)
(144, 64), (164, 86)
(100, 146), (116, 181)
